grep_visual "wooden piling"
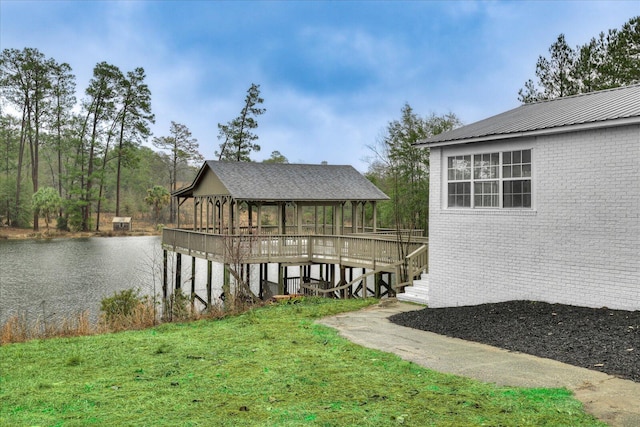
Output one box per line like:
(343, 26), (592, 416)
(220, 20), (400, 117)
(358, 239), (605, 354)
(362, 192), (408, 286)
(175, 253), (182, 290)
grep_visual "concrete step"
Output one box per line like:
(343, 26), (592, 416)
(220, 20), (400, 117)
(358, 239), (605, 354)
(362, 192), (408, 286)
(402, 288), (429, 298)
(397, 291), (428, 305)
(398, 279), (429, 305)
(397, 273), (429, 304)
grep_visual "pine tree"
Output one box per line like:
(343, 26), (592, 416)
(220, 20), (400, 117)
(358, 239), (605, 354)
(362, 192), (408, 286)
(216, 83), (265, 162)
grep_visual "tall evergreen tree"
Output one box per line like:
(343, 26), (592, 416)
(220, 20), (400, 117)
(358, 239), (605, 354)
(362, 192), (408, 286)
(1, 48), (51, 228)
(606, 16), (640, 87)
(0, 112), (21, 225)
(519, 16), (640, 103)
(153, 121), (203, 222)
(216, 83), (265, 162)
(47, 61), (76, 213)
(113, 67), (154, 217)
(518, 34), (577, 103)
(76, 62), (122, 231)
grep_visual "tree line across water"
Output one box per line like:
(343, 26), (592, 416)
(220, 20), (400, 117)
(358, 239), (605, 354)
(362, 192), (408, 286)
(2, 16), (637, 233)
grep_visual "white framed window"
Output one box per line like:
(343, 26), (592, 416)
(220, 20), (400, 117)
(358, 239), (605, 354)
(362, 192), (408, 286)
(447, 149), (532, 209)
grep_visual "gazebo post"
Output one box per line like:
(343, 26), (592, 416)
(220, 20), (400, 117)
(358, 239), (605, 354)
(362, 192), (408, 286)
(227, 197), (233, 234)
(256, 203), (262, 234)
(297, 202), (303, 234)
(372, 201), (377, 233)
(352, 201), (357, 234)
(192, 198), (196, 231)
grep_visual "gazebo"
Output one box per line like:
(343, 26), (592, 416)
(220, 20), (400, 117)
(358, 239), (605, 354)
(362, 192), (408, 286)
(161, 161), (427, 306)
(172, 161), (389, 235)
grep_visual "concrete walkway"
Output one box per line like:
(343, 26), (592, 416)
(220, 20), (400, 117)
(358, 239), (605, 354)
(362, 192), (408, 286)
(317, 301), (640, 427)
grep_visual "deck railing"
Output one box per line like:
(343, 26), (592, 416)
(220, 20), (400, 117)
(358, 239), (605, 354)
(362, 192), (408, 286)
(162, 228), (427, 273)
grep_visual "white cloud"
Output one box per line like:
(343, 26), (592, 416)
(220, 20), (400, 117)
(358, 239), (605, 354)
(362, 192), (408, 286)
(2, 0), (638, 173)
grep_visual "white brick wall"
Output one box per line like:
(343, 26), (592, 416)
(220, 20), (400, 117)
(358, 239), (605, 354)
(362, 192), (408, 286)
(428, 124), (640, 310)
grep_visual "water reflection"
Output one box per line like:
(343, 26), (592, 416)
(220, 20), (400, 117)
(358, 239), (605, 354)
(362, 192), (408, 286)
(0, 236), (168, 325)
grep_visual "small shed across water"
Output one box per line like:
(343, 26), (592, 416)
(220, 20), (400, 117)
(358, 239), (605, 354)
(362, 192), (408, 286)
(112, 217), (132, 231)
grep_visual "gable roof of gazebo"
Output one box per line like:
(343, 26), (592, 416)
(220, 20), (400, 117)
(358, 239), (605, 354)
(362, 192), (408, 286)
(173, 161), (389, 202)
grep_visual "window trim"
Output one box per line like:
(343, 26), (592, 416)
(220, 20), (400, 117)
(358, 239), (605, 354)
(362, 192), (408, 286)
(444, 148), (533, 210)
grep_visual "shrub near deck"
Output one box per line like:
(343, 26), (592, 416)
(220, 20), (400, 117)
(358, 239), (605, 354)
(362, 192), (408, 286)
(0, 299), (604, 426)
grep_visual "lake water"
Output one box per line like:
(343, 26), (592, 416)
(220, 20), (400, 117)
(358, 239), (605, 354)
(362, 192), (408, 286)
(0, 236), (221, 326)
(0, 235), (363, 327)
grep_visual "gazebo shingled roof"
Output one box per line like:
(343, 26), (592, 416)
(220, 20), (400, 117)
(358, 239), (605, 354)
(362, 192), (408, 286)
(173, 161), (389, 202)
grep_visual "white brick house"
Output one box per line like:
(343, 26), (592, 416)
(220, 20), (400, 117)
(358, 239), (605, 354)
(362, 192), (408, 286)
(418, 85), (640, 310)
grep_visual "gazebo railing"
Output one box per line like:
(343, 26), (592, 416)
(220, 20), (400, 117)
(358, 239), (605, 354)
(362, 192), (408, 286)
(162, 228), (427, 270)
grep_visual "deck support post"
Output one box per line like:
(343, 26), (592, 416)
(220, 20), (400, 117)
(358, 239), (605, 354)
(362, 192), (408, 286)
(207, 260), (212, 308)
(175, 253), (182, 290)
(278, 263), (285, 295)
(391, 269), (398, 297)
(223, 263), (230, 309)
(259, 263), (264, 299)
(163, 249), (168, 302)
(362, 268), (367, 297)
(191, 257), (196, 306)
(375, 271), (381, 298)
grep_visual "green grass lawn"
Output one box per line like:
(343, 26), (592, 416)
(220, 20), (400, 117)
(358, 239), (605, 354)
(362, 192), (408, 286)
(0, 298), (604, 426)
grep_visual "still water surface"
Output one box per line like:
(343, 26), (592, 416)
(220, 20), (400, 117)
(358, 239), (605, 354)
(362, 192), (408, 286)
(0, 236), (181, 325)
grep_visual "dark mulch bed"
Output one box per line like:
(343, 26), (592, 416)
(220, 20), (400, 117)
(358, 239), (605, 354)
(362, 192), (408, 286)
(389, 301), (640, 382)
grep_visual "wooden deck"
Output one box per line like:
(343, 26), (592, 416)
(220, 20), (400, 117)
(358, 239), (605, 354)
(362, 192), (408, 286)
(162, 228), (428, 276)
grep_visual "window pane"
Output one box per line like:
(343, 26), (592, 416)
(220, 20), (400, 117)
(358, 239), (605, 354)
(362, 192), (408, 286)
(503, 165), (511, 178)
(522, 149), (531, 163)
(448, 182), (471, 208)
(503, 179), (531, 209)
(473, 152), (499, 179)
(512, 165), (521, 178)
(463, 167), (471, 180)
(474, 180), (498, 207)
(522, 164), (531, 177)
(503, 152), (511, 164)
(513, 150), (521, 163)
(448, 156), (471, 181)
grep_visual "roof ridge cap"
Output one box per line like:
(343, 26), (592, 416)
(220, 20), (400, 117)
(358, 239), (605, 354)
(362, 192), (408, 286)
(528, 83), (640, 105)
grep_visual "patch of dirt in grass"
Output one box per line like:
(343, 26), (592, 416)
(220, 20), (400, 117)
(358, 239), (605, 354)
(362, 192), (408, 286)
(389, 300), (640, 382)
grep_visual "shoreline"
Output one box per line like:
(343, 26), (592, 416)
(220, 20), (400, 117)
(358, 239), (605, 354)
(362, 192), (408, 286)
(0, 227), (162, 240)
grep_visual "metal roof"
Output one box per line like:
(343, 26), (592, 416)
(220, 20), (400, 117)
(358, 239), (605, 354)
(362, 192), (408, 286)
(420, 84), (640, 147)
(174, 161), (389, 202)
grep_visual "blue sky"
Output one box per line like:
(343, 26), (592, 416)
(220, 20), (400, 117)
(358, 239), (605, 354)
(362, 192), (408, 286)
(2, 1), (638, 171)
